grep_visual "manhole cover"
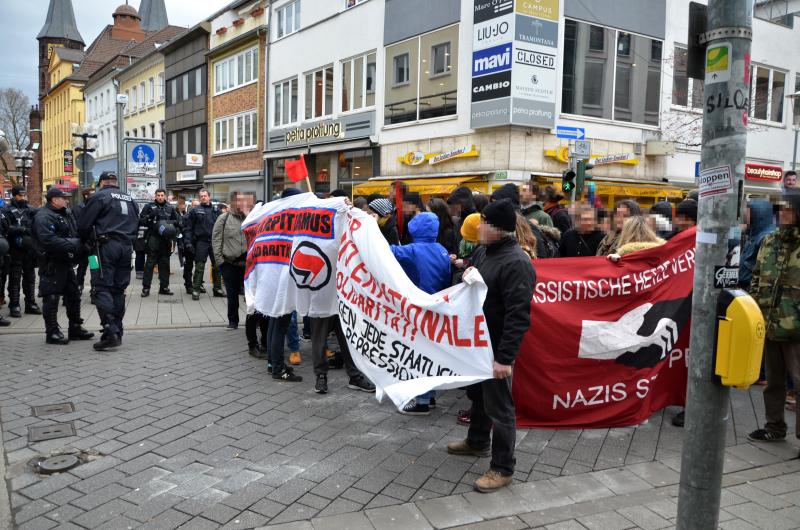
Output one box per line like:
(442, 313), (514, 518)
(28, 423), (76, 442)
(32, 403), (75, 417)
(38, 454), (80, 474)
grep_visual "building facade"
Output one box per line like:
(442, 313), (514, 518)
(205, 0), (268, 201)
(163, 23), (211, 199)
(84, 66), (122, 179)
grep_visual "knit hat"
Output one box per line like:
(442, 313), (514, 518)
(369, 198), (393, 217)
(490, 183), (520, 207)
(460, 213), (481, 242)
(482, 199), (517, 233)
(676, 199), (698, 223)
(447, 186), (473, 205)
(281, 188), (303, 198)
(649, 201), (673, 221)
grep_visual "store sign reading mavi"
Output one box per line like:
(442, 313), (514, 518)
(473, 43), (513, 76)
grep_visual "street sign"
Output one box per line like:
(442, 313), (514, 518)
(125, 141), (161, 176)
(556, 125), (585, 140)
(573, 140), (592, 159)
(75, 153), (95, 172)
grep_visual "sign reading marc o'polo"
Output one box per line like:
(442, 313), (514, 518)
(474, 0), (514, 23)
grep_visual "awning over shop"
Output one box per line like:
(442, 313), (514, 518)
(533, 175), (686, 208)
(353, 176), (485, 197)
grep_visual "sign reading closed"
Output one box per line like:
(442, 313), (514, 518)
(744, 163), (783, 182)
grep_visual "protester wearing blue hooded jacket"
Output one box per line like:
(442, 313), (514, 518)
(391, 212), (452, 415)
(739, 199), (775, 289)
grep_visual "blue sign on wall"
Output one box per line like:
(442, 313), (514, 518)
(472, 43), (513, 77)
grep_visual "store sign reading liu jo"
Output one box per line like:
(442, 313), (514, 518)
(285, 121), (342, 144)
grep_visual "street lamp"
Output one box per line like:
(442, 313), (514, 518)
(12, 149), (34, 188)
(71, 123), (98, 195)
(786, 90), (800, 171)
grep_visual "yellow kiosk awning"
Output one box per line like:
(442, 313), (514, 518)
(354, 176), (485, 196)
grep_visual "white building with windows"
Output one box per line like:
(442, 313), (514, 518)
(84, 69), (120, 178)
(262, 0), (800, 204)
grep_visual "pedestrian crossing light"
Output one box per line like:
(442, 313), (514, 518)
(576, 160), (594, 194)
(561, 168), (576, 193)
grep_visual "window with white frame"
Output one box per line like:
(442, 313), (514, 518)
(214, 47), (257, 94)
(214, 111), (257, 153)
(149, 77), (155, 104)
(672, 45), (704, 110)
(794, 75), (800, 126)
(393, 54), (409, 86)
(99, 93), (104, 115)
(150, 123), (156, 139)
(277, 0), (301, 38)
(140, 82), (146, 109)
(751, 65), (786, 124)
(342, 52), (377, 113)
(131, 87), (137, 111)
(158, 73), (164, 101)
(141, 126), (146, 138)
(304, 66), (334, 119)
(561, 19), (662, 126)
(431, 42), (451, 77)
(274, 78), (299, 126)
(106, 89), (111, 112)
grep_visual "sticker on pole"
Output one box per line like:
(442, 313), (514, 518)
(714, 266), (739, 288)
(705, 43), (731, 84)
(697, 165), (732, 198)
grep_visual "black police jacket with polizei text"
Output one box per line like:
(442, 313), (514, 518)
(139, 201), (180, 236)
(1, 200), (37, 238)
(184, 203), (219, 246)
(77, 186), (140, 241)
(33, 204), (82, 262)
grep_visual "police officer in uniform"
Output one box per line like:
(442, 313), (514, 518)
(139, 188), (180, 297)
(0, 213), (10, 326)
(78, 172), (140, 351)
(73, 188), (94, 297)
(185, 188), (224, 300)
(33, 188), (95, 344)
(1, 186), (41, 317)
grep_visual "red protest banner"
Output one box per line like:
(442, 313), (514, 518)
(514, 228), (696, 429)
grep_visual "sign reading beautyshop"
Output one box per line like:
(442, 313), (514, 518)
(471, 0), (560, 130)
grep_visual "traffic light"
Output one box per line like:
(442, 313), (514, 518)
(576, 160), (593, 194)
(561, 168), (576, 193)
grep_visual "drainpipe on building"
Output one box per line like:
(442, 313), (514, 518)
(263, 1), (274, 202)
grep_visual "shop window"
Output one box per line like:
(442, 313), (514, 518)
(561, 19), (662, 126)
(385, 24), (458, 125)
(751, 65), (786, 123)
(274, 78), (299, 126)
(304, 65), (333, 119)
(671, 46), (704, 110)
(342, 52), (376, 113)
(214, 47), (258, 95)
(214, 111), (257, 153)
(431, 42), (451, 77)
(277, 0), (301, 38)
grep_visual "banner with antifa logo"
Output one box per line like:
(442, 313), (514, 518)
(242, 193), (347, 318)
(514, 228), (697, 429)
(337, 209), (494, 409)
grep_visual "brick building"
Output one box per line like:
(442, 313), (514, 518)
(205, 0), (267, 201)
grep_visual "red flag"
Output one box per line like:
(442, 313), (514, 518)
(285, 154), (308, 183)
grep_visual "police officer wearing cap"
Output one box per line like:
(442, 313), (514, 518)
(77, 172), (140, 351)
(33, 188), (95, 344)
(1, 186), (41, 318)
(138, 188), (180, 297)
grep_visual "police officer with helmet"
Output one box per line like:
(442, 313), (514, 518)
(33, 187), (95, 344)
(1, 186), (41, 318)
(139, 188), (180, 297)
(78, 171), (140, 351)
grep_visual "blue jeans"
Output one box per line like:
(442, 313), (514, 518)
(287, 312), (299, 351)
(416, 390), (436, 406)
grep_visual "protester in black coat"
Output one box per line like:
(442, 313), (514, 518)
(559, 204), (606, 257)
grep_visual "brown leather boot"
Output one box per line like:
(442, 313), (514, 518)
(473, 469), (512, 493)
(446, 440), (490, 458)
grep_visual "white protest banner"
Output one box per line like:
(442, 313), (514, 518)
(242, 193), (347, 318)
(337, 208), (494, 409)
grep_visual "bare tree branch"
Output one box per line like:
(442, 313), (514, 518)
(0, 88), (30, 152)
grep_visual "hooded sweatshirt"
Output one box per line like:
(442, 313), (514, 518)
(739, 199), (775, 289)
(391, 212), (451, 294)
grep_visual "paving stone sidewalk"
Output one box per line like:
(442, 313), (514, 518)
(0, 258), (798, 529)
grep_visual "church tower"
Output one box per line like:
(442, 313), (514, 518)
(138, 0), (170, 32)
(37, 0), (85, 113)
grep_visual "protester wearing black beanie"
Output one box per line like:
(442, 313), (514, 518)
(482, 199), (517, 233)
(281, 188), (303, 198)
(490, 184), (520, 207)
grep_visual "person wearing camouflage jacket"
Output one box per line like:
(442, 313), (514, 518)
(748, 191), (800, 445)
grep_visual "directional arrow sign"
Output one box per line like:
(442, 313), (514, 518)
(556, 125), (586, 140)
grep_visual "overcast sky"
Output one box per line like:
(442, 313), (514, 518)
(0, 0), (231, 105)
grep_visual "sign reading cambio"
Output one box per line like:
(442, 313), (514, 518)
(745, 163), (783, 182)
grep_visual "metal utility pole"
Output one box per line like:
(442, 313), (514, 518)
(677, 1), (752, 529)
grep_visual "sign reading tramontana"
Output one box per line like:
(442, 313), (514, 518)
(337, 209), (494, 409)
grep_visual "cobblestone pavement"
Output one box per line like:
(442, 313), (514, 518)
(0, 262), (799, 529)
